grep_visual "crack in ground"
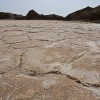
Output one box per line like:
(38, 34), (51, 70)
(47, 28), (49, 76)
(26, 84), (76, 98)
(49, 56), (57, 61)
(0, 49), (27, 75)
(5, 40), (29, 45)
(18, 51), (24, 68)
(68, 52), (85, 64)
(27, 70), (100, 88)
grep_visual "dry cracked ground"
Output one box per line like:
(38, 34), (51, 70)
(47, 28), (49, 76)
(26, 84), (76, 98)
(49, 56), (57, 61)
(0, 20), (100, 100)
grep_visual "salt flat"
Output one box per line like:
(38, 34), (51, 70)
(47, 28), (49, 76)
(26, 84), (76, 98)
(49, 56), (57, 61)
(0, 20), (100, 100)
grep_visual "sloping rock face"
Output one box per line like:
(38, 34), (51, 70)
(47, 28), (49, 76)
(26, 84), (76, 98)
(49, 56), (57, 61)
(0, 12), (15, 19)
(65, 6), (100, 22)
(25, 10), (41, 19)
(0, 20), (100, 100)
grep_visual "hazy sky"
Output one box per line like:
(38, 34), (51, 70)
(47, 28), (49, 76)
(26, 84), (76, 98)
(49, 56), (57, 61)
(0, 0), (100, 16)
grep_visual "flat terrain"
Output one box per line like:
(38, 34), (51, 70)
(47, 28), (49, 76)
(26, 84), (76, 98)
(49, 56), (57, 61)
(0, 20), (100, 100)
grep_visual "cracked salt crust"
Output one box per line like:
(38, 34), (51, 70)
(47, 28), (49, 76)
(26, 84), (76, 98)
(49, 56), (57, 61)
(43, 78), (57, 89)
(86, 41), (99, 52)
(0, 20), (100, 100)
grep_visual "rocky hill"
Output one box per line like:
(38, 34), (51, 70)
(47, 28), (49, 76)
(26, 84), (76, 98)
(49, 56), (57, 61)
(25, 10), (64, 20)
(0, 10), (64, 20)
(0, 5), (100, 22)
(25, 10), (41, 19)
(0, 12), (15, 19)
(65, 5), (100, 22)
(0, 12), (24, 19)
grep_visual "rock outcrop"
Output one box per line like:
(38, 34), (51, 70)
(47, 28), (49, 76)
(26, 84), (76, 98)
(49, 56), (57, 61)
(65, 5), (100, 22)
(41, 14), (64, 20)
(13, 14), (25, 20)
(0, 12), (15, 19)
(25, 10), (64, 20)
(0, 12), (24, 20)
(25, 10), (41, 19)
(0, 10), (64, 20)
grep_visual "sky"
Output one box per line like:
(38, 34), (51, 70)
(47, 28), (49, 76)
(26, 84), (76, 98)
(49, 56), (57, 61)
(0, 0), (100, 16)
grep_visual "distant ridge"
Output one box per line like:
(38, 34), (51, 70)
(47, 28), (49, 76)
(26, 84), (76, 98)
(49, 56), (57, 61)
(0, 5), (100, 23)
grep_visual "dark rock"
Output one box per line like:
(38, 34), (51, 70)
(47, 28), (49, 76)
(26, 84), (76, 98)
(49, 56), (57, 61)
(0, 12), (25, 20)
(25, 9), (64, 20)
(13, 14), (25, 20)
(25, 10), (41, 19)
(41, 14), (64, 20)
(0, 12), (15, 19)
(65, 5), (100, 22)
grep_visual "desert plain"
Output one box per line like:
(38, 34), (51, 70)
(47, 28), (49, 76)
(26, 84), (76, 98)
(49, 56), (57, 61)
(0, 20), (100, 100)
